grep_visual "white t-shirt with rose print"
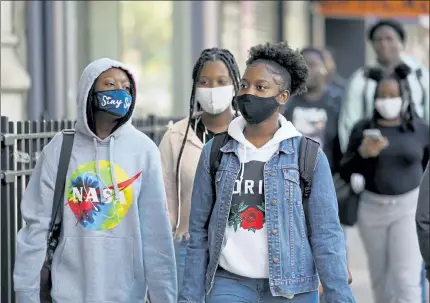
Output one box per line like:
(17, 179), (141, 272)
(219, 114), (301, 282)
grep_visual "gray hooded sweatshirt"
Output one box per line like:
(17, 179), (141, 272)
(13, 58), (177, 303)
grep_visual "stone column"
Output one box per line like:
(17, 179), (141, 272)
(284, 1), (311, 49)
(75, 1), (121, 76)
(172, 1), (193, 117)
(1, 0), (31, 121)
(87, 1), (122, 61)
(309, 2), (326, 48)
(64, 1), (78, 120)
(202, 1), (220, 49)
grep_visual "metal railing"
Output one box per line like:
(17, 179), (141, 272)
(0, 115), (181, 303)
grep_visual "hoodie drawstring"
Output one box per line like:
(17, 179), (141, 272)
(93, 138), (106, 201)
(109, 137), (121, 199)
(93, 136), (120, 203)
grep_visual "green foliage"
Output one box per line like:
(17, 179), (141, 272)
(120, 1), (173, 114)
(121, 1), (172, 66)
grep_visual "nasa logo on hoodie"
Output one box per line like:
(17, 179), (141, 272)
(67, 160), (142, 230)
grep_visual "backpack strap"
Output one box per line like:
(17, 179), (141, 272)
(205, 132), (231, 229)
(209, 132), (230, 182)
(299, 136), (320, 238)
(47, 130), (75, 240)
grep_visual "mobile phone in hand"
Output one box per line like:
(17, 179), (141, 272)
(363, 129), (383, 141)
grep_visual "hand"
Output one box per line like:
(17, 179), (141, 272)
(318, 267), (352, 295)
(348, 267), (353, 285)
(358, 136), (389, 158)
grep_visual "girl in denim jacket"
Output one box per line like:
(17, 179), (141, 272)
(179, 42), (355, 303)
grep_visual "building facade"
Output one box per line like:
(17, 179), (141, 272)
(1, 1), (314, 121)
(1, 1), (30, 122)
(1, 1), (427, 122)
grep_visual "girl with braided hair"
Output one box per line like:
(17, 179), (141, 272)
(159, 47), (241, 289)
(339, 63), (429, 303)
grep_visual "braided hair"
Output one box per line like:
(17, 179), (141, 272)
(367, 63), (415, 131)
(176, 48), (241, 192)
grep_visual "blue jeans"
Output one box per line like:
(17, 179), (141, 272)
(175, 238), (188, 290)
(207, 268), (319, 303)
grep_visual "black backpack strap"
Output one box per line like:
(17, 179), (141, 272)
(209, 132), (230, 183)
(204, 132), (230, 229)
(47, 129), (75, 240)
(299, 136), (320, 238)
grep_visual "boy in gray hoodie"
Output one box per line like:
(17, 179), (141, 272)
(13, 58), (177, 303)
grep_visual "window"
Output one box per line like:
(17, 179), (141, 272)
(404, 20), (429, 68)
(220, 1), (278, 72)
(120, 1), (173, 116)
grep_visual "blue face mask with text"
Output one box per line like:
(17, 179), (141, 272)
(94, 89), (132, 118)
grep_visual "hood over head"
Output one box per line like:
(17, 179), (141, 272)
(75, 58), (139, 205)
(76, 58), (138, 140)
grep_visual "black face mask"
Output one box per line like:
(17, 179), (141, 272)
(237, 94), (281, 124)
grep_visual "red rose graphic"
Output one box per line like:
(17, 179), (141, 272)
(240, 207), (264, 231)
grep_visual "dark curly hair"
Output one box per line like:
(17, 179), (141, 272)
(246, 42), (309, 96)
(176, 47), (241, 190)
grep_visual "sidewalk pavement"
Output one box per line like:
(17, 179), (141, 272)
(347, 226), (430, 303)
(347, 226), (373, 303)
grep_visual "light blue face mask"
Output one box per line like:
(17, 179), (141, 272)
(94, 89), (132, 118)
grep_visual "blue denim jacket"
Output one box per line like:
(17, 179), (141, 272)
(179, 136), (354, 303)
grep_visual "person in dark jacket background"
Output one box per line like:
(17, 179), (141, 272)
(283, 47), (343, 174)
(416, 162), (430, 281)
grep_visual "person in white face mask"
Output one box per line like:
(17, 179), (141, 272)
(339, 63), (429, 303)
(158, 48), (241, 290)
